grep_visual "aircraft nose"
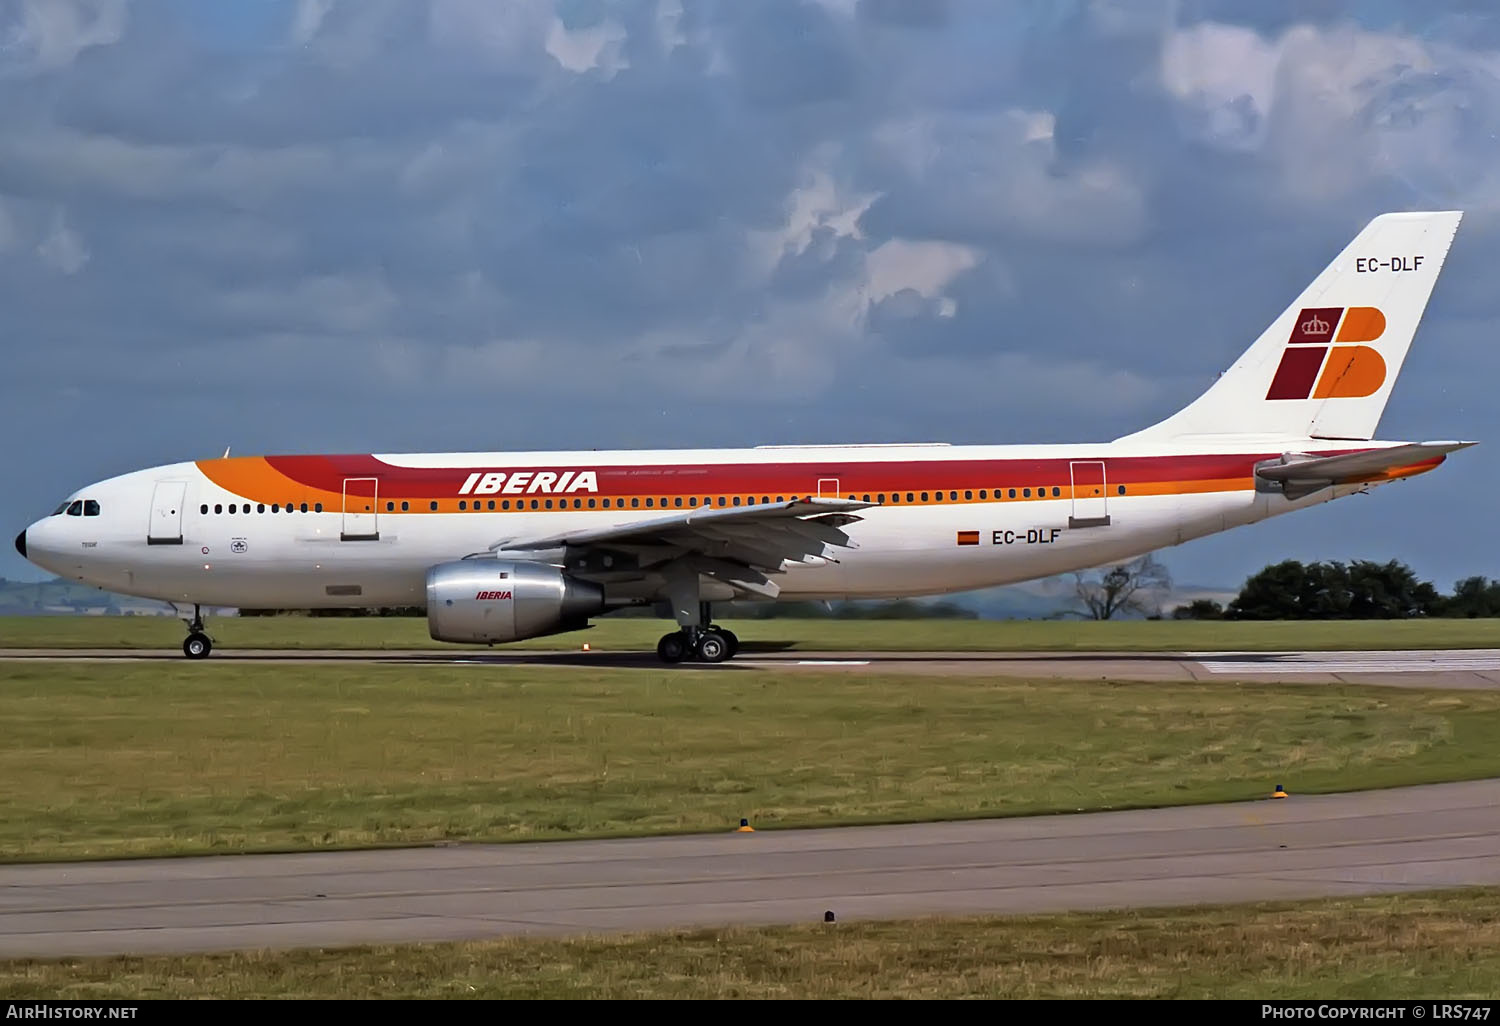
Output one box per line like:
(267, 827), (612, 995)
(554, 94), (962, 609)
(14, 530), (25, 559)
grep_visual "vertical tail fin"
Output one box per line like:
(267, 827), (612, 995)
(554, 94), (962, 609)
(1119, 211), (1462, 443)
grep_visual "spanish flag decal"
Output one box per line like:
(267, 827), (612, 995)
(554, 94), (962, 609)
(956, 531), (980, 546)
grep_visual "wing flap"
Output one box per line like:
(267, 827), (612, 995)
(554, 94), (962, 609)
(495, 497), (871, 553)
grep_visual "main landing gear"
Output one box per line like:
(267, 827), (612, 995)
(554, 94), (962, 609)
(656, 624), (740, 664)
(180, 604), (213, 660)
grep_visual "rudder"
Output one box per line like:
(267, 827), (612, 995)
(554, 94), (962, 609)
(1119, 211), (1462, 443)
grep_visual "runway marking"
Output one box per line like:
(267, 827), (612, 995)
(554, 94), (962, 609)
(1187, 649), (1500, 675)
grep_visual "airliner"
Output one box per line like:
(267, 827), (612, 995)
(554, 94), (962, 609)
(14, 211), (1474, 662)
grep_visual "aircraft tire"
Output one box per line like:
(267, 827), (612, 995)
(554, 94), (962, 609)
(183, 633), (212, 660)
(657, 632), (688, 664)
(695, 630), (729, 664)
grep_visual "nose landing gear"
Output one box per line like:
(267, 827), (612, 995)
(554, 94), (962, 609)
(179, 604), (214, 660)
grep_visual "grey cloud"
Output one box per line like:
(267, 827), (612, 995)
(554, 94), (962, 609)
(0, 0), (125, 77)
(5, 0), (1500, 596)
(856, 0), (950, 29)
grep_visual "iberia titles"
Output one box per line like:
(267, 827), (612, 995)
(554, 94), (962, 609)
(457, 470), (599, 496)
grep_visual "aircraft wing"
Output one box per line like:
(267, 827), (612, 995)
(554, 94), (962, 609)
(1256, 441), (1475, 497)
(493, 497), (875, 598)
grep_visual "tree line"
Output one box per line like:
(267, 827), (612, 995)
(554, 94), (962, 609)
(1173, 560), (1500, 620)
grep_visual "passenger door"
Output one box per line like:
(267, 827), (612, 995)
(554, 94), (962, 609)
(341, 477), (380, 541)
(147, 481), (187, 545)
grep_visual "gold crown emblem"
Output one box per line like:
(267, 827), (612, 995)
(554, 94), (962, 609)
(1300, 313), (1331, 335)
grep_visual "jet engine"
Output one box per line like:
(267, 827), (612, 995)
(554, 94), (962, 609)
(425, 560), (606, 644)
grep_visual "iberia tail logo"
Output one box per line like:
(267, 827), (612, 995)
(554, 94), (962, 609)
(1266, 306), (1387, 400)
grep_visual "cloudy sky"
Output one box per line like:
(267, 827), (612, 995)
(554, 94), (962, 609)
(3, 0), (1500, 596)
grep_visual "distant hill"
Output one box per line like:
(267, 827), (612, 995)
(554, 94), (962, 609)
(0, 577), (176, 616)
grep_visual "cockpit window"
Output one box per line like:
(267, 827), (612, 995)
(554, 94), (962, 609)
(51, 502), (69, 516)
(66, 500), (83, 516)
(83, 500), (100, 517)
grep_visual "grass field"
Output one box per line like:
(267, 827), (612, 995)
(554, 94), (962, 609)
(5, 614), (1500, 652)
(4, 662), (1499, 861)
(5, 888), (1500, 998)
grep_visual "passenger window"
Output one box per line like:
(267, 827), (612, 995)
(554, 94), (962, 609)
(950, 491), (958, 501)
(934, 491), (943, 502)
(733, 496), (741, 506)
(717, 496), (725, 506)
(776, 496), (785, 503)
(920, 492), (929, 502)
(200, 504), (209, 515)
(632, 498), (639, 508)
(1023, 488), (1031, 497)
(84, 500), (100, 516)
(601, 498), (609, 508)
(429, 501), (438, 511)
(488, 500), (496, 510)
(646, 498), (654, 507)
(459, 501), (467, 511)
(674, 497), (683, 508)
(1008, 489), (1016, 498)
(315, 503), (323, 512)
(589, 498), (597, 509)
(386, 502), (394, 512)
(545, 500), (553, 509)
(878, 494), (885, 503)
(502, 500), (511, 510)
(257, 504), (265, 513)
(862, 494), (870, 502)
(906, 492), (914, 502)
(214, 504), (223, 514)
(401, 501), (409, 512)
(1052, 487), (1060, 497)
(1117, 485), (1126, 495)
(530, 499), (539, 510)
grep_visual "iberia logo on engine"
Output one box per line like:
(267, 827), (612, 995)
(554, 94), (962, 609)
(475, 590), (513, 601)
(1266, 306), (1387, 401)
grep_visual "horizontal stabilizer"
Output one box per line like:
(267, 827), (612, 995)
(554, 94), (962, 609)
(1255, 441), (1475, 498)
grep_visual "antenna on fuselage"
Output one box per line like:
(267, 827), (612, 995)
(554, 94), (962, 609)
(223, 446), (231, 458)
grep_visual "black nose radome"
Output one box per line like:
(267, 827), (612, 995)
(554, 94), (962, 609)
(14, 531), (25, 559)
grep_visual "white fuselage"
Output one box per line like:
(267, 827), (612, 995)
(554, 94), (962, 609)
(17, 438), (1390, 613)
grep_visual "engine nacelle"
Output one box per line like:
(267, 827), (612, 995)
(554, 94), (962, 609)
(425, 560), (606, 644)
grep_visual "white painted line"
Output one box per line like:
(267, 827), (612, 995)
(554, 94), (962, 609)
(1196, 659), (1500, 674)
(795, 660), (871, 666)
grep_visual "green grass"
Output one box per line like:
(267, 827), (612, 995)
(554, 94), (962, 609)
(6, 889), (1500, 998)
(4, 663), (1500, 861)
(5, 614), (1500, 651)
